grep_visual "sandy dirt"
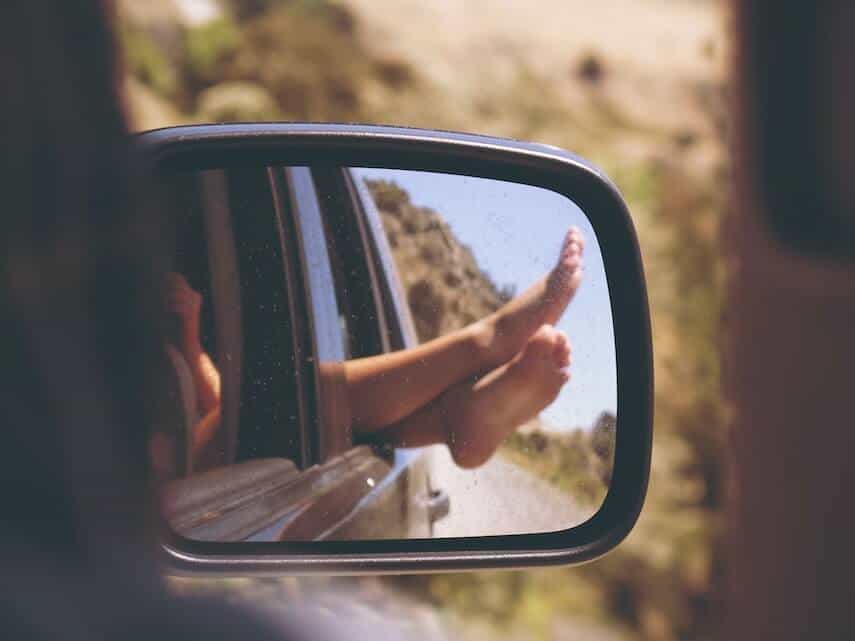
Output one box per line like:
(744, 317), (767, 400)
(342, 0), (726, 139)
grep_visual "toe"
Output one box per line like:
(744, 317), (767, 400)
(560, 230), (575, 257)
(560, 233), (584, 268)
(553, 332), (571, 366)
(561, 341), (572, 367)
(557, 249), (582, 277)
(526, 324), (559, 360)
(568, 266), (584, 289)
(564, 227), (585, 249)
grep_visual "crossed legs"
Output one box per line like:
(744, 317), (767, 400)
(345, 227), (585, 468)
(159, 227), (584, 475)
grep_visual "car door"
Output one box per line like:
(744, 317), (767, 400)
(164, 164), (443, 542)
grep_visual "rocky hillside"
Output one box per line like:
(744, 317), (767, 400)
(365, 179), (511, 341)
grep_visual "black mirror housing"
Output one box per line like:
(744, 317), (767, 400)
(138, 123), (652, 575)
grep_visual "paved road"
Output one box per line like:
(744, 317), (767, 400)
(427, 446), (593, 538)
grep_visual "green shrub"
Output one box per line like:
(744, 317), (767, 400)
(502, 420), (612, 507)
(196, 81), (279, 122)
(120, 23), (177, 98)
(223, 6), (368, 120)
(184, 17), (241, 91)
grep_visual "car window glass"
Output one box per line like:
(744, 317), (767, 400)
(313, 168), (385, 361)
(156, 168), (307, 479)
(227, 167), (305, 466)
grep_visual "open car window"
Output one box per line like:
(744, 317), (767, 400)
(160, 165), (417, 543)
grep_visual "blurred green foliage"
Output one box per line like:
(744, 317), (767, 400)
(222, 6), (366, 120)
(120, 22), (177, 98)
(230, 0), (336, 21)
(184, 18), (241, 90)
(121, 0), (414, 123)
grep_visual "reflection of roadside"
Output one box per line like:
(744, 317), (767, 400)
(501, 413), (613, 507)
(428, 445), (591, 538)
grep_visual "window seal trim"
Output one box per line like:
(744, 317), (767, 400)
(268, 167), (314, 468)
(286, 167), (349, 463)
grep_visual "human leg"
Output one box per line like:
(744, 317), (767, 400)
(345, 229), (583, 431)
(377, 325), (572, 469)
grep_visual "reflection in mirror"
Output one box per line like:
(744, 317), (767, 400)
(153, 166), (616, 543)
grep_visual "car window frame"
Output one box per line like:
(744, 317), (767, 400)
(266, 167), (316, 468)
(342, 167), (421, 352)
(311, 166), (437, 535)
(284, 166), (355, 463)
(309, 166), (389, 358)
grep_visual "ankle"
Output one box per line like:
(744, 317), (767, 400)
(439, 386), (492, 470)
(467, 317), (502, 369)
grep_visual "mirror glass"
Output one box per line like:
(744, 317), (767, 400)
(153, 165), (616, 542)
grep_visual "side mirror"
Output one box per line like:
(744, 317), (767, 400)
(139, 124), (652, 574)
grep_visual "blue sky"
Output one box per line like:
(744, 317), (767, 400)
(354, 168), (617, 431)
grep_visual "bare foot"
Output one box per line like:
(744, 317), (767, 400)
(443, 325), (571, 469)
(472, 227), (584, 368)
